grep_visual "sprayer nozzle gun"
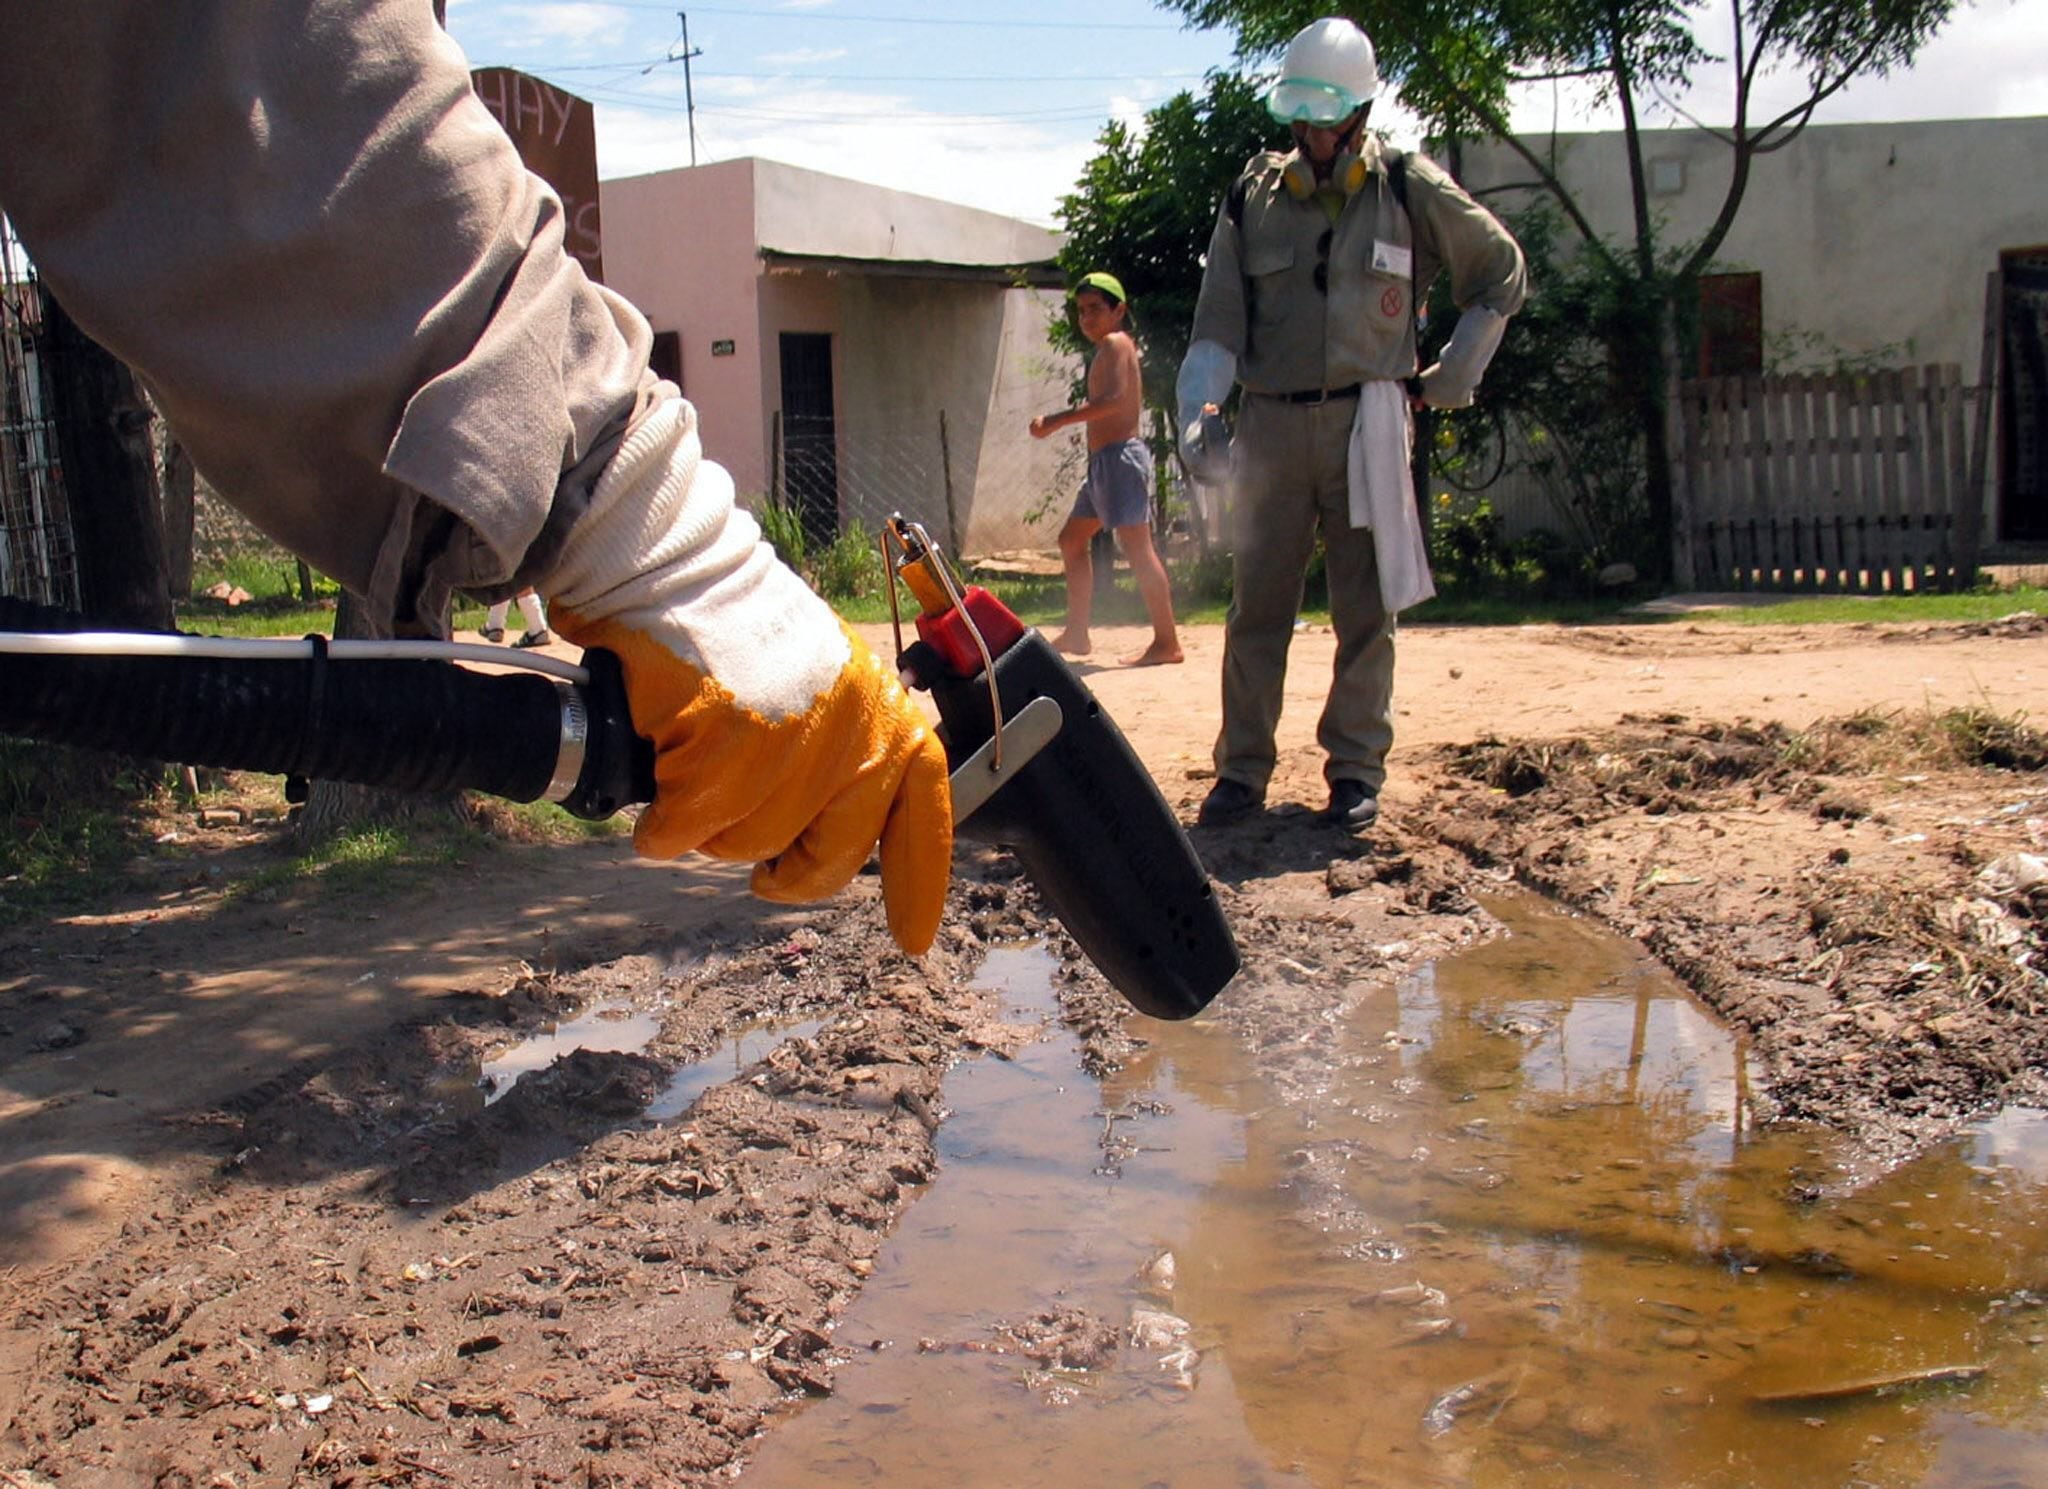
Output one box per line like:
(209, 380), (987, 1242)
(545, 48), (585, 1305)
(880, 516), (1239, 1020)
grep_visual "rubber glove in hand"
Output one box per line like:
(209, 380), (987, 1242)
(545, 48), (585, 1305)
(546, 394), (952, 955)
(1416, 305), (1507, 410)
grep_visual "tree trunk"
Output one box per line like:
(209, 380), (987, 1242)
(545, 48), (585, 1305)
(160, 433), (196, 602)
(294, 589), (467, 843)
(1608, 282), (1677, 584)
(43, 292), (174, 629)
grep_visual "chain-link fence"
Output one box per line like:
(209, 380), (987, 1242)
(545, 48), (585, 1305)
(0, 222), (79, 609)
(762, 401), (1222, 571)
(768, 402), (1078, 562)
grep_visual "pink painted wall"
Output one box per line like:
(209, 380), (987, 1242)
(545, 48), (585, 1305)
(598, 157), (1077, 551)
(599, 160), (772, 495)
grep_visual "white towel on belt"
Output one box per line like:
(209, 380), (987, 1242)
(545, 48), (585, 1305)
(1346, 381), (1436, 614)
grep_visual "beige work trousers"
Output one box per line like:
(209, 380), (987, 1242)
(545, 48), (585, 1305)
(1215, 392), (1396, 797)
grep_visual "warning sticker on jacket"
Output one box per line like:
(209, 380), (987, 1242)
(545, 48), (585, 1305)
(1371, 240), (1413, 277)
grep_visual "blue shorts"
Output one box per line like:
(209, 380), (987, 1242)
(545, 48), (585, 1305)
(1071, 438), (1154, 530)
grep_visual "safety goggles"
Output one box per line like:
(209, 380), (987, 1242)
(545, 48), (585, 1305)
(1266, 77), (1366, 127)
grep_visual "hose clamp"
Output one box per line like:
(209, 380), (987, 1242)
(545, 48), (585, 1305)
(548, 681), (590, 802)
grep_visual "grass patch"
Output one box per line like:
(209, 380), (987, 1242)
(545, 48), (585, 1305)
(227, 823), (452, 904)
(177, 599), (340, 639)
(1714, 585), (2048, 626)
(0, 742), (166, 921)
(1404, 590), (1643, 626)
(470, 797), (635, 844)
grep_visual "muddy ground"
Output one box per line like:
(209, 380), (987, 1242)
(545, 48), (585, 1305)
(2, 608), (2045, 1484)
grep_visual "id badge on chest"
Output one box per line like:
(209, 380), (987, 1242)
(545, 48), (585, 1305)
(1371, 239), (1413, 278)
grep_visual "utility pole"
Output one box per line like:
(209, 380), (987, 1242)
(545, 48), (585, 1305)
(678, 12), (702, 167)
(643, 12), (705, 165)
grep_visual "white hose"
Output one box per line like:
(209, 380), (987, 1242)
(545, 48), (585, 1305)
(0, 631), (590, 685)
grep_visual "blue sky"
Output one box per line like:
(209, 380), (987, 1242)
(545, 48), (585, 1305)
(442, 0), (2046, 226)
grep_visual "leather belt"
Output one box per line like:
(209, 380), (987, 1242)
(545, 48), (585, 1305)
(1262, 384), (1363, 405)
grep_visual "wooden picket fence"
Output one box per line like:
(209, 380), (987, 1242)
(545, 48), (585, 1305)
(1673, 364), (1984, 593)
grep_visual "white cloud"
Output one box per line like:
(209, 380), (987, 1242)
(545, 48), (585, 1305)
(756, 47), (852, 68)
(1104, 93), (1152, 134)
(596, 85), (1097, 225)
(1503, 0), (2048, 136)
(580, 0), (2043, 226)
(492, 2), (632, 52)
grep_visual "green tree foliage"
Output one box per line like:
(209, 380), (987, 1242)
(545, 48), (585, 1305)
(1052, 72), (1282, 410)
(1438, 204), (1655, 570)
(1158, 0), (1957, 576)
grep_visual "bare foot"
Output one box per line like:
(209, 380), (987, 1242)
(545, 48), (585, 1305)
(1121, 641), (1184, 667)
(1049, 630), (1092, 657)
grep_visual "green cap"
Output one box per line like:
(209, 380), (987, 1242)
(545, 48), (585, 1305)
(1075, 271), (1127, 305)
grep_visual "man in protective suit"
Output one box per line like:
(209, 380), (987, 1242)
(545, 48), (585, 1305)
(1180, 16), (1527, 831)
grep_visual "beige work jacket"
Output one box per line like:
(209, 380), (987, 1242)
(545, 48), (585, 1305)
(1190, 139), (1527, 397)
(0, 2), (651, 633)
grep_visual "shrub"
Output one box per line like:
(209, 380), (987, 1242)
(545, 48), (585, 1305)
(753, 495), (807, 576)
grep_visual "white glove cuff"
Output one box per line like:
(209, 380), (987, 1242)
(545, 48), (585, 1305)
(546, 390), (846, 720)
(1420, 306), (1507, 409)
(1176, 339), (1238, 431)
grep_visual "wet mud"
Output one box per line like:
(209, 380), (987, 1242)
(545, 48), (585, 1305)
(1410, 707), (2048, 1169)
(3, 615), (2046, 1484)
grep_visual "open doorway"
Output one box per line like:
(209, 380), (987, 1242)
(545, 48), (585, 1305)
(1999, 250), (2048, 542)
(778, 332), (839, 550)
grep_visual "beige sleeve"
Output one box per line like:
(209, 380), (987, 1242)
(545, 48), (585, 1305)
(1188, 187), (1251, 358)
(0, 0), (653, 634)
(1408, 157), (1529, 318)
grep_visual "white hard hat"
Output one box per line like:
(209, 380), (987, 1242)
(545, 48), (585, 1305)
(1266, 17), (1380, 125)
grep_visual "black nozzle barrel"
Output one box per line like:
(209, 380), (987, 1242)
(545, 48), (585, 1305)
(927, 630), (1239, 1020)
(0, 597), (653, 817)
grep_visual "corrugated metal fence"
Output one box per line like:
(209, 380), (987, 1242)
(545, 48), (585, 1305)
(1673, 364), (1985, 593)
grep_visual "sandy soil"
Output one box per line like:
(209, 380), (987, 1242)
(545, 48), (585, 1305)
(2, 608), (2045, 1483)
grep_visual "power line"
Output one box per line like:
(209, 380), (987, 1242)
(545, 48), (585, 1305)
(490, 58), (1211, 85)
(494, 0), (1193, 29)
(553, 73), (1188, 124)
(703, 69), (1209, 84)
(699, 103), (1148, 126)
(573, 82), (1163, 126)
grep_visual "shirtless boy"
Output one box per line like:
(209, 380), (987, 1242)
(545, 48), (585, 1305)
(1028, 272), (1183, 667)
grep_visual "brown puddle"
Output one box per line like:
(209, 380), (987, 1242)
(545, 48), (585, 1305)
(740, 898), (2048, 1488)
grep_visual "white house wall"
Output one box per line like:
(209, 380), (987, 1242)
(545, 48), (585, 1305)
(834, 277), (1079, 556)
(752, 159), (1060, 269)
(1457, 117), (2048, 373)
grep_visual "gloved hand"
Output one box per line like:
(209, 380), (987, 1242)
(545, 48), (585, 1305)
(1416, 305), (1508, 410)
(1179, 408), (1233, 483)
(545, 394), (952, 955)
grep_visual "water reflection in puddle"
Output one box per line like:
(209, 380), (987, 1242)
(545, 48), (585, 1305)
(646, 1015), (829, 1122)
(479, 1003), (827, 1119)
(740, 898), (2048, 1489)
(479, 1002), (660, 1104)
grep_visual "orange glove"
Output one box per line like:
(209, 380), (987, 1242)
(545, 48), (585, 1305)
(544, 395), (952, 954)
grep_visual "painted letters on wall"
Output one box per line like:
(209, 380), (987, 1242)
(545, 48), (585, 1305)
(470, 67), (605, 285)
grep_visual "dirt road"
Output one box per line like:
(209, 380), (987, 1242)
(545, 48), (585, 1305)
(3, 610), (2044, 1483)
